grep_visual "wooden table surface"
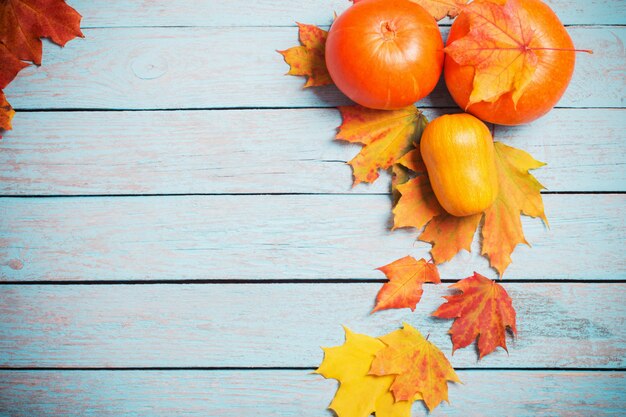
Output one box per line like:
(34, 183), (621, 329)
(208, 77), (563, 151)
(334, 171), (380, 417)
(1, 0), (625, 415)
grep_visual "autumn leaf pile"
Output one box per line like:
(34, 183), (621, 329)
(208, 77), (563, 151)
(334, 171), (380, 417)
(275, 0), (579, 414)
(316, 324), (459, 416)
(0, 0), (83, 136)
(280, 16), (548, 277)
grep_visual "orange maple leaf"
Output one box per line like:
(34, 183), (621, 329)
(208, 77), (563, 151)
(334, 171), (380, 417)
(278, 23), (332, 88)
(373, 256), (441, 313)
(432, 272), (517, 358)
(337, 105), (427, 186)
(445, 0), (539, 107)
(0, 0), (84, 65)
(0, 43), (28, 89)
(369, 323), (460, 411)
(391, 163), (411, 205)
(392, 175), (443, 230)
(394, 141), (545, 276)
(419, 212), (482, 264)
(482, 142), (546, 275)
(410, 0), (469, 21)
(0, 91), (15, 135)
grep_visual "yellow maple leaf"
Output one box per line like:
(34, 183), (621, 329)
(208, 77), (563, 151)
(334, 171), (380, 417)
(337, 105), (427, 185)
(278, 23), (332, 88)
(369, 323), (460, 411)
(315, 327), (417, 417)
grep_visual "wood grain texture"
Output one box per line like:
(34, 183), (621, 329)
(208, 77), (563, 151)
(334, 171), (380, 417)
(0, 108), (623, 195)
(0, 283), (624, 368)
(0, 370), (624, 416)
(70, 0), (625, 27)
(4, 27), (619, 109)
(1, 194), (624, 281)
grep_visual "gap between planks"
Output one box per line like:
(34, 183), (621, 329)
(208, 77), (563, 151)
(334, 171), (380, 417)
(0, 367), (624, 371)
(1, 279), (626, 285)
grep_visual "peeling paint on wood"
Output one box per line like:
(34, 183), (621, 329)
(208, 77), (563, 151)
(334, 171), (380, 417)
(0, 195), (624, 281)
(0, 370), (624, 416)
(0, 283), (623, 368)
(4, 27), (619, 110)
(68, 0), (626, 27)
(0, 108), (623, 195)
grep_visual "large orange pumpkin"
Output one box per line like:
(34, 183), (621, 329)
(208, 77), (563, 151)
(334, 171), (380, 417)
(421, 113), (498, 217)
(444, 0), (576, 125)
(325, 0), (444, 110)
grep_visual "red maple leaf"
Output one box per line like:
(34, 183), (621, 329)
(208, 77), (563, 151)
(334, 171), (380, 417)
(432, 272), (517, 358)
(0, 0), (84, 65)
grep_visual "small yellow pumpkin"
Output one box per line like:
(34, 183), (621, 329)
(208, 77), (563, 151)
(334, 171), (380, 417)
(420, 113), (498, 217)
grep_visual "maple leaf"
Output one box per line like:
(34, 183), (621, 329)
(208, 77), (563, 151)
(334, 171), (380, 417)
(370, 323), (460, 411)
(393, 176), (443, 230)
(391, 148), (426, 206)
(445, 0), (539, 107)
(0, 0), (84, 65)
(337, 105), (427, 185)
(393, 140), (545, 276)
(419, 212), (482, 264)
(432, 272), (517, 358)
(409, 0), (469, 21)
(278, 23), (332, 88)
(391, 163), (411, 205)
(315, 326), (416, 417)
(0, 43), (28, 89)
(0, 91), (15, 135)
(373, 256), (441, 313)
(482, 142), (546, 275)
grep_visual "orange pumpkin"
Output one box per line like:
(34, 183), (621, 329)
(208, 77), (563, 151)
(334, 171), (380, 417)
(325, 0), (443, 110)
(420, 113), (498, 216)
(444, 0), (576, 125)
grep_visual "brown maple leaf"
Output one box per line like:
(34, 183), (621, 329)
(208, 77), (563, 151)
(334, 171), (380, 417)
(369, 323), (460, 411)
(394, 141), (545, 276)
(0, 43), (28, 89)
(278, 23), (332, 88)
(410, 0), (469, 21)
(432, 272), (517, 358)
(0, 0), (84, 65)
(336, 105), (427, 185)
(373, 256), (441, 313)
(0, 91), (15, 135)
(445, 0), (539, 107)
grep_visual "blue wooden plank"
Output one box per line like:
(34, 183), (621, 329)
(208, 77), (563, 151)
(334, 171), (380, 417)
(0, 195), (624, 281)
(0, 283), (623, 368)
(69, 0), (625, 27)
(4, 27), (620, 109)
(0, 108), (623, 195)
(0, 370), (624, 416)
